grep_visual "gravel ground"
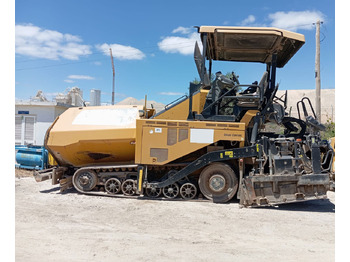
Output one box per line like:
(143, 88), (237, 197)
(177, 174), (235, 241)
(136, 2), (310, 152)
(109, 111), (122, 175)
(15, 171), (335, 262)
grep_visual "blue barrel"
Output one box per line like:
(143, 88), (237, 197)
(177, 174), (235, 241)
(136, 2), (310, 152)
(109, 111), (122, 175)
(15, 145), (48, 170)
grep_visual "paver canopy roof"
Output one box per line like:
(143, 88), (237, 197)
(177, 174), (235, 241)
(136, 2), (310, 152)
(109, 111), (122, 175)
(199, 26), (305, 68)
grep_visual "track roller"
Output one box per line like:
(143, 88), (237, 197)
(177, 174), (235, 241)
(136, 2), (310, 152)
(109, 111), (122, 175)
(162, 183), (179, 199)
(105, 178), (121, 194)
(180, 183), (197, 200)
(121, 179), (136, 196)
(145, 182), (162, 198)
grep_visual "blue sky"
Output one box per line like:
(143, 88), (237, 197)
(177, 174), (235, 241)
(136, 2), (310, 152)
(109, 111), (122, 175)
(15, 0), (335, 105)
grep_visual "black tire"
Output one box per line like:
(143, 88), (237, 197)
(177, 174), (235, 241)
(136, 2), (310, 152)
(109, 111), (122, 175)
(198, 163), (238, 203)
(73, 169), (98, 192)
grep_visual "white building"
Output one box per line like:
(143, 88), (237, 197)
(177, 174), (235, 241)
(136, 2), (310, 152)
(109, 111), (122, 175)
(15, 100), (71, 146)
(15, 88), (85, 146)
(90, 89), (101, 106)
(55, 87), (85, 106)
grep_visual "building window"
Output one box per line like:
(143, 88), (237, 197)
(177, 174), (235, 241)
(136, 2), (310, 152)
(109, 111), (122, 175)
(15, 115), (36, 145)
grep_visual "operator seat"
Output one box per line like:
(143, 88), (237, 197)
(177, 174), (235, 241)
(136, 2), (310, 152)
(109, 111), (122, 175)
(201, 72), (235, 116)
(235, 71), (268, 108)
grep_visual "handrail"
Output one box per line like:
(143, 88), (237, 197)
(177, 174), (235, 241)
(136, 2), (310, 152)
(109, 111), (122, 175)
(164, 95), (188, 109)
(201, 84), (262, 113)
(297, 97), (317, 120)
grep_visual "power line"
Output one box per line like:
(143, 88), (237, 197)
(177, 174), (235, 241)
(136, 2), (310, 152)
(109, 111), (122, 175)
(15, 57), (110, 71)
(15, 50), (107, 64)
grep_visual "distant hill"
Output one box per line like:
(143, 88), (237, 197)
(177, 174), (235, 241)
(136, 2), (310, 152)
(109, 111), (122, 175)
(117, 97), (165, 113)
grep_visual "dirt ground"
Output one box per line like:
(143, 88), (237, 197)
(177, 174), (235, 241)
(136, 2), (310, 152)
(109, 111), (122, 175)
(15, 170), (335, 262)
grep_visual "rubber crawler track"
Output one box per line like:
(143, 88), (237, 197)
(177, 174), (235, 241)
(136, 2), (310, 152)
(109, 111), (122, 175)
(70, 165), (208, 203)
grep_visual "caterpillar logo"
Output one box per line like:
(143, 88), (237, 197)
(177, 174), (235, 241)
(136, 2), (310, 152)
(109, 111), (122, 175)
(225, 151), (233, 158)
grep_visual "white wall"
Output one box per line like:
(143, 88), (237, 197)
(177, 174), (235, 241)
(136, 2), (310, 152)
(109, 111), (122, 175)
(276, 89), (335, 123)
(15, 104), (69, 146)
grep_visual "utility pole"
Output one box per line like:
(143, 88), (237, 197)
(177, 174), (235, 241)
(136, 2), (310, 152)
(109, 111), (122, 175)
(109, 48), (115, 105)
(315, 20), (322, 122)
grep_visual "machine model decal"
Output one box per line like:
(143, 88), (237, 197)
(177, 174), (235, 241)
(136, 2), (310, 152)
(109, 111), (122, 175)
(190, 129), (214, 144)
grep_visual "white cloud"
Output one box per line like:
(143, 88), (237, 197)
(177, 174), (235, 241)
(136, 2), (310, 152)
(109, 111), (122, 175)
(172, 26), (192, 34)
(96, 43), (145, 60)
(15, 24), (92, 60)
(158, 27), (201, 55)
(159, 92), (185, 96)
(268, 11), (325, 31)
(68, 75), (95, 80)
(240, 15), (256, 26)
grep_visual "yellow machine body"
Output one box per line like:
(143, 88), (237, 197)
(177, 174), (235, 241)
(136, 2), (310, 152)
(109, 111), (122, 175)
(45, 105), (143, 167)
(35, 26), (332, 207)
(45, 25), (305, 169)
(135, 119), (245, 165)
(45, 89), (258, 168)
(45, 89), (214, 167)
(153, 89), (209, 120)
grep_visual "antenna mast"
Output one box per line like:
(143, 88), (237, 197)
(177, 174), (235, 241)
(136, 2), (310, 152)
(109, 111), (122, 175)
(314, 20), (323, 121)
(109, 48), (115, 105)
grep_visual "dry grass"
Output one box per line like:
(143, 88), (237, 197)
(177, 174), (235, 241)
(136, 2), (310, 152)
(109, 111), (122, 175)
(15, 168), (34, 178)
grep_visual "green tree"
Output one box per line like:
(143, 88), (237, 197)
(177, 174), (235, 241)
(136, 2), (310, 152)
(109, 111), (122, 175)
(321, 117), (335, 140)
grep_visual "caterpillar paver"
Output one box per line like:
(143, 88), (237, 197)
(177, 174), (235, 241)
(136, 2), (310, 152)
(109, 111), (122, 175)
(34, 26), (334, 207)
